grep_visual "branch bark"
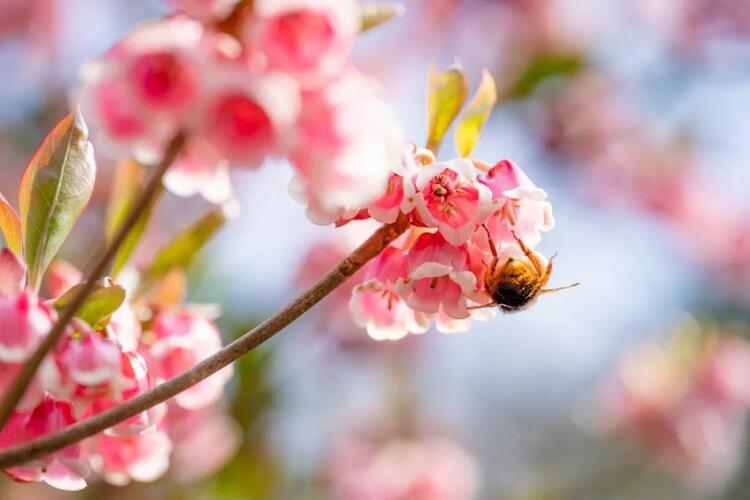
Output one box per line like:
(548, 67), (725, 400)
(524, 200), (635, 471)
(0, 213), (410, 468)
(0, 133), (186, 431)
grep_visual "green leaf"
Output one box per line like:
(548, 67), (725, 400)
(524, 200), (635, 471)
(455, 69), (497, 157)
(106, 159), (160, 277)
(0, 193), (22, 256)
(55, 279), (126, 330)
(507, 53), (583, 99)
(360, 2), (405, 32)
(426, 64), (468, 154)
(143, 202), (238, 285)
(19, 110), (96, 291)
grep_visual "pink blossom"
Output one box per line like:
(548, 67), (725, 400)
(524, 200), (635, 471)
(367, 143), (432, 224)
(0, 395), (90, 491)
(326, 435), (480, 500)
(396, 232), (480, 320)
(86, 352), (162, 437)
(248, 0), (360, 87)
(170, 0), (240, 22)
(0, 361), (45, 412)
(475, 159), (554, 251)
(0, 248), (25, 296)
(88, 429), (172, 486)
(76, 16), (236, 158)
(147, 309), (233, 410)
(290, 69), (403, 224)
(168, 404), (241, 482)
(162, 137), (232, 203)
(0, 291), (55, 363)
(198, 66), (300, 167)
(350, 247), (431, 341)
(109, 304), (143, 353)
(598, 333), (750, 490)
(695, 337), (750, 409)
(412, 159), (493, 246)
(41, 328), (133, 415)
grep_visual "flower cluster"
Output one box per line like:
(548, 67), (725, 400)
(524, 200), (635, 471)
(0, 250), (237, 490)
(598, 328), (750, 490)
(299, 143), (556, 342)
(77, 0), (402, 223)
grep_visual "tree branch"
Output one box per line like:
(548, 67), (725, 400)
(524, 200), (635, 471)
(0, 132), (186, 431)
(0, 214), (410, 468)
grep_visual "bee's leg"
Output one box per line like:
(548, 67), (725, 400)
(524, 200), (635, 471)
(511, 231), (544, 276)
(541, 282), (581, 295)
(538, 254), (581, 293)
(481, 224), (499, 264)
(481, 224), (500, 289)
(467, 302), (499, 310)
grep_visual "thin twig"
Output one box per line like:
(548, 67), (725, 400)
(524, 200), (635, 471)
(0, 132), (186, 431)
(0, 214), (409, 468)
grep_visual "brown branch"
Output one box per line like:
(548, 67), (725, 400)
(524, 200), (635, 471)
(0, 214), (409, 468)
(0, 132), (186, 431)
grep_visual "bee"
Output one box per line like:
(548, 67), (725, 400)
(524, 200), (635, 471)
(471, 226), (579, 313)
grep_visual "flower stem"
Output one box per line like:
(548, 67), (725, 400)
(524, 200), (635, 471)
(0, 213), (409, 468)
(0, 132), (186, 432)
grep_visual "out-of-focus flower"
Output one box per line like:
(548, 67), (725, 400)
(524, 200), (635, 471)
(0, 395), (90, 491)
(109, 304), (143, 353)
(247, 0), (360, 87)
(168, 404), (242, 482)
(0, 290), (55, 363)
(146, 308), (233, 410)
(88, 428), (172, 486)
(170, 0), (240, 22)
(0, 361), (45, 412)
(44, 260), (83, 299)
(325, 433), (480, 500)
(77, 17), (216, 156)
(0, 0), (56, 48)
(198, 66), (300, 166)
(0, 249), (26, 296)
(632, 0), (750, 56)
(598, 329), (750, 490)
(290, 69), (403, 224)
(162, 137), (232, 203)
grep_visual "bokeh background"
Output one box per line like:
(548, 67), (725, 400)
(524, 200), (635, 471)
(2, 0), (750, 498)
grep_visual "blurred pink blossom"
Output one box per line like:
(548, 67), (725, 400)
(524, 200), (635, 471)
(325, 434), (480, 500)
